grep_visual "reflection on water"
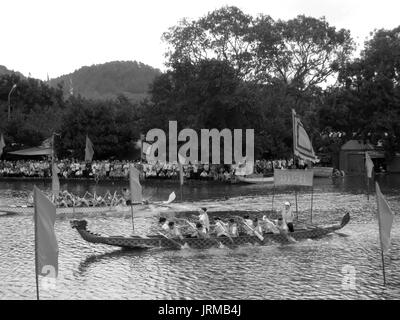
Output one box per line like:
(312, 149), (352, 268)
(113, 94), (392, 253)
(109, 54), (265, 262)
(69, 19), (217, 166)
(0, 175), (400, 299)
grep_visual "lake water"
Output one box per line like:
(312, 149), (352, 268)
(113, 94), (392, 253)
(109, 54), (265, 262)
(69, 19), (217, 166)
(0, 175), (399, 299)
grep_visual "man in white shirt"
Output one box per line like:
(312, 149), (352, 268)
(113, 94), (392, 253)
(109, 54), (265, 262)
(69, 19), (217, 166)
(281, 202), (295, 232)
(198, 207), (210, 232)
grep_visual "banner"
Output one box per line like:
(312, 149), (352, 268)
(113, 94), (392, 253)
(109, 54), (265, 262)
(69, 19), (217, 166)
(34, 186), (59, 277)
(85, 135), (94, 162)
(129, 165), (143, 202)
(52, 163), (60, 195)
(274, 169), (314, 187)
(292, 109), (317, 162)
(0, 133), (5, 156)
(376, 182), (394, 253)
(365, 152), (374, 178)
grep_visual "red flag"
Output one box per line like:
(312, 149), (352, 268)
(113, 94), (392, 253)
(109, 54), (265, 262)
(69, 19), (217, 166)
(0, 133), (5, 156)
(375, 182), (395, 253)
(85, 135), (94, 162)
(130, 165), (142, 202)
(365, 152), (374, 178)
(34, 186), (59, 277)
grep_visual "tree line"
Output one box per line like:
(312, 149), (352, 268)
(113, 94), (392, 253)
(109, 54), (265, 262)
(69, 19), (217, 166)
(1, 6), (399, 162)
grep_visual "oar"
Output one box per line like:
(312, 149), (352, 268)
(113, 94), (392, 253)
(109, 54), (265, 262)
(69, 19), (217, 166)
(234, 216), (264, 241)
(157, 231), (185, 249)
(183, 219), (225, 248)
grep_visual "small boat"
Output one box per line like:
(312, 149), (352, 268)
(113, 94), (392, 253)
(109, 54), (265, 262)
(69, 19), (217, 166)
(235, 175), (274, 185)
(0, 201), (170, 216)
(312, 167), (334, 178)
(70, 213), (350, 249)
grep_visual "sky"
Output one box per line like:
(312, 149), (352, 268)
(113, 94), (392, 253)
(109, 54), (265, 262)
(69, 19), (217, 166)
(1, 0), (399, 80)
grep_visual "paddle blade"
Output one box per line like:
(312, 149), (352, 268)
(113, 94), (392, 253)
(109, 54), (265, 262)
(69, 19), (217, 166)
(164, 192), (176, 204)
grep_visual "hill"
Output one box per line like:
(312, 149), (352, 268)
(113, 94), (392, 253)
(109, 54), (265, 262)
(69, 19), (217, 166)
(0, 65), (25, 78)
(49, 61), (161, 102)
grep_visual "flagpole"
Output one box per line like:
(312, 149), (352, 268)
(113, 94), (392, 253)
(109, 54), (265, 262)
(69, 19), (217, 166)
(295, 187), (299, 221)
(310, 185), (314, 224)
(33, 187), (40, 300)
(271, 183), (275, 213)
(130, 204), (134, 232)
(375, 185), (387, 286)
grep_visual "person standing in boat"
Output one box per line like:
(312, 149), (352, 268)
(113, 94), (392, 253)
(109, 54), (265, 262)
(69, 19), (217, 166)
(122, 188), (131, 205)
(281, 202), (295, 232)
(198, 207), (210, 232)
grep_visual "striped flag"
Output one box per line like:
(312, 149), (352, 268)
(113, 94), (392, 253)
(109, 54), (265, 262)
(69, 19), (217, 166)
(52, 163), (60, 196)
(34, 186), (59, 278)
(365, 152), (374, 178)
(292, 109), (318, 162)
(0, 133), (5, 156)
(130, 165), (142, 202)
(85, 135), (94, 162)
(375, 182), (395, 253)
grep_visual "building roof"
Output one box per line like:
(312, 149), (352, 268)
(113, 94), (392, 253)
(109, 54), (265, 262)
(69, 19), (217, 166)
(341, 140), (375, 151)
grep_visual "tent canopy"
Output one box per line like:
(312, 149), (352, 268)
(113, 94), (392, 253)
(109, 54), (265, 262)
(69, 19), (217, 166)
(8, 147), (52, 156)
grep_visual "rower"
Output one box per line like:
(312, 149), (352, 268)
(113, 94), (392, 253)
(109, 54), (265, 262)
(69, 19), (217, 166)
(198, 207), (210, 232)
(243, 214), (254, 235)
(281, 201), (295, 232)
(262, 215), (280, 234)
(228, 218), (239, 237)
(195, 222), (209, 239)
(213, 217), (229, 237)
(253, 217), (263, 234)
(122, 188), (131, 205)
(276, 217), (289, 232)
(166, 221), (184, 240)
(158, 217), (169, 233)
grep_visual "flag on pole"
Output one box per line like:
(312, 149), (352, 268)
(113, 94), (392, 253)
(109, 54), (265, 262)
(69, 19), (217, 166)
(52, 163), (60, 195)
(34, 186), (59, 277)
(130, 165), (142, 203)
(0, 133), (5, 156)
(85, 135), (94, 162)
(292, 109), (318, 162)
(365, 152), (374, 178)
(178, 152), (185, 186)
(376, 182), (395, 253)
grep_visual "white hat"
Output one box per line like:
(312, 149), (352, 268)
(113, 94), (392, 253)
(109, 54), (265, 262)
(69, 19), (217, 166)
(284, 201), (290, 206)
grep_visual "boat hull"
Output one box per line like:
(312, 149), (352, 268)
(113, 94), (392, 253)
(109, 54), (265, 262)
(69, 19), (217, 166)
(0, 203), (149, 216)
(235, 176), (274, 185)
(71, 213), (350, 249)
(312, 167), (334, 177)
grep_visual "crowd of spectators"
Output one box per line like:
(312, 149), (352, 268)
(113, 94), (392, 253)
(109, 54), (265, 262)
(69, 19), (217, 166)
(0, 158), (306, 181)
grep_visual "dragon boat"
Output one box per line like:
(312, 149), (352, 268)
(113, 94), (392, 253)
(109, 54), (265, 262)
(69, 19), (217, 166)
(70, 212), (350, 250)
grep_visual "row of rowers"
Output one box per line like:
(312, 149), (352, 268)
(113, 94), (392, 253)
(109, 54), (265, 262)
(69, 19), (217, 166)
(157, 203), (295, 240)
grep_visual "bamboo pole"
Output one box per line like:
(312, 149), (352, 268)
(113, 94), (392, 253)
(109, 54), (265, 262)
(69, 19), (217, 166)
(33, 187), (40, 300)
(375, 189), (386, 286)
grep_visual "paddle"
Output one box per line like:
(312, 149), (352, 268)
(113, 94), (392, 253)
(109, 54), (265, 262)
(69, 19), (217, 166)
(183, 219), (225, 248)
(234, 216), (264, 241)
(157, 231), (185, 249)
